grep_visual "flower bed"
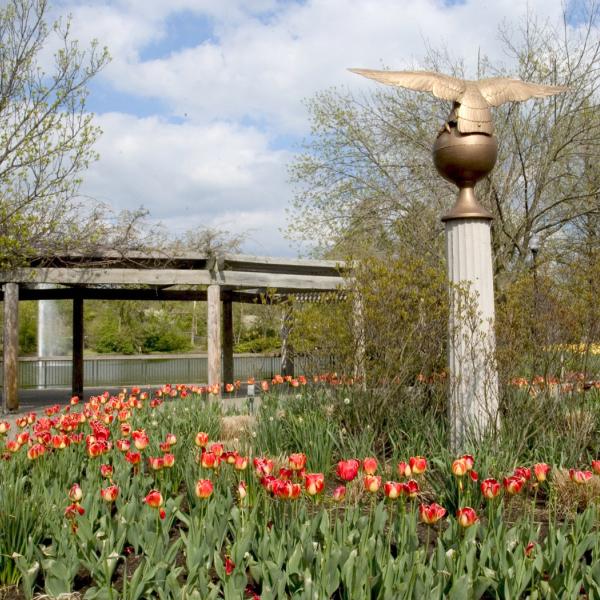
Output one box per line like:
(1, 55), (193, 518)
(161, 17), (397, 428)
(1, 384), (600, 598)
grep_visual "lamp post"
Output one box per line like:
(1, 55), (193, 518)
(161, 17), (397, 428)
(529, 235), (540, 375)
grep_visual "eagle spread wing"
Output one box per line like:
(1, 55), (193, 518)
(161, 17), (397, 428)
(348, 69), (465, 102)
(476, 78), (568, 107)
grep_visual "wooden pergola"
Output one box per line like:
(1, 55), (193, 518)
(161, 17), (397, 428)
(0, 252), (348, 411)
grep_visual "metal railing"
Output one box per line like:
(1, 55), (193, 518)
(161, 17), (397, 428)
(0, 354), (283, 389)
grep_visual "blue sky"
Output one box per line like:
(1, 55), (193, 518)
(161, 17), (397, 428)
(51, 0), (576, 256)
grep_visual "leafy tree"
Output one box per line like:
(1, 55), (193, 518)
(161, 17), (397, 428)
(289, 3), (600, 283)
(0, 0), (113, 266)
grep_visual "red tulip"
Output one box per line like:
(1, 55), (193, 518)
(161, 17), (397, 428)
(514, 467), (531, 481)
(261, 380), (269, 392)
(384, 481), (404, 500)
(52, 434), (70, 450)
(6, 440), (20, 453)
(163, 453), (175, 468)
(195, 432), (209, 448)
(101, 485), (119, 503)
(451, 458), (468, 477)
(234, 455), (248, 471)
(503, 475), (525, 495)
(125, 451), (141, 465)
(254, 457), (274, 476)
(405, 479), (420, 498)
(68, 483), (83, 503)
(409, 456), (427, 475)
(0, 421), (10, 434)
(304, 473), (325, 496)
(144, 490), (163, 507)
(195, 479), (214, 499)
(100, 464), (113, 479)
(480, 478), (501, 499)
(593, 460), (600, 475)
(332, 485), (346, 502)
(116, 439), (131, 452)
(533, 463), (550, 483)
(223, 451), (238, 465)
(225, 383), (234, 393)
(462, 455), (475, 471)
(336, 459), (360, 481)
(148, 456), (164, 471)
(289, 453), (307, 471)
(144, 489), (166, 519)
(364, 475), (381, 493)
(456, 507), (478, 528)
(132, 430), (149, 451)
(27, 443), (45, 460)
(569, 469), (593, 484)
(201, 452), (220, 470)
(165, 433), (177, 446)
(279, 467), (293, 480)
(363, 457), (378, 475)
(209, 443), (224, 457)
(419, 502), (446, 524)
(525, 541), (536, 557)
(273, 479), (293, 499)
(64, 502), (85, 518)
(224, 556), (235, 575)
(397, 461), (412, 478)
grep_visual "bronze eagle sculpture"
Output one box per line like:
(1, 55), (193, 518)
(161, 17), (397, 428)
(349, 69), (567, 135)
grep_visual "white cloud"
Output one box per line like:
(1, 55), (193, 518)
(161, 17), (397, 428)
(80, 0), (567, 131)
(81, 113), (293, 254)
(56, 0), (573, 255)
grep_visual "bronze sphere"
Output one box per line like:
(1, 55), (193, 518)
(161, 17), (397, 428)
(432, 127), (497, 221)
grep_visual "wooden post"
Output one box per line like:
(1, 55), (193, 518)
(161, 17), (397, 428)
(72, 296), (84, 401)
(222, 293), (234, 385)
(3, 283), (19, 412)
(280, 306), (294, 377)
(207, 284), (222, 392)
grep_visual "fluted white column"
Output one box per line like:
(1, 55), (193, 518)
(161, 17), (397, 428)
(445, 218), (499, 450)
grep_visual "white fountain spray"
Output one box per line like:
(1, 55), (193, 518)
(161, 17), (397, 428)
(37, 285), (67, 387)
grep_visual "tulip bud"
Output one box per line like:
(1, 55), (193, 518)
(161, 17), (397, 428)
(68, 483), (83, 503)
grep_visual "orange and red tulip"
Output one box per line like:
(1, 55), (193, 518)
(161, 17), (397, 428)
(456, 507), (478, 528)
(533, 463), (550, 483)
(304, 473), (325, 496)
(569, 469), (593, 484)
(409, 456), (427, 475)
(363, 457), (378, 475)
(383, 481), (404, 500)
(419, 502), (446, 524)
(336, 459), (360, 481)
(101, 485), (119, 503)
(364, 475), (381, 493)
(480, 478), (501, 499)
(195, 479), (214, 499)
